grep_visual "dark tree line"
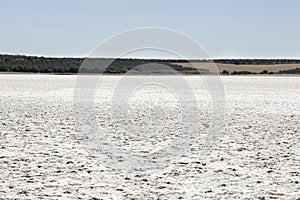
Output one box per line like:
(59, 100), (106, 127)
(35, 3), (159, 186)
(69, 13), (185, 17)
(278, 68), (300, 74)
(0, 54), (82, 73)
(153, 59), (300, 65)
(213, 59), (300, 65)
(0, 54), (206, 74)
(0, 54), (299, 74)
(222, 69), (300, 75)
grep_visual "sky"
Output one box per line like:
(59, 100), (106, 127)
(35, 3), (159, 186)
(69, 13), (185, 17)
(1, 0), (300, 58)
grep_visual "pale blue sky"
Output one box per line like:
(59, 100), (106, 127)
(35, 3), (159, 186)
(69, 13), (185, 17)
(1, 0), (300, 58)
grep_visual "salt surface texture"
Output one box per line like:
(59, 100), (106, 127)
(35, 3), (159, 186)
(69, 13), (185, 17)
(0, 75), (299, 199)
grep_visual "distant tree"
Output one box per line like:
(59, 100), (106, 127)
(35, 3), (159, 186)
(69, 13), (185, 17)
(69, 67), (78, 73)
(52, 67), (65, 73)
(29, 67), (39, 73)
(231, 71), (256, 75)
(260, 70), (269, 74)
(40, 68), (52, 73)
(221, 70), (229, 75)
(278, 68), (300, 74)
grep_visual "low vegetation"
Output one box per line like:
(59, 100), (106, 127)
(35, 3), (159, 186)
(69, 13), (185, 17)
(0, 54), (299, 74)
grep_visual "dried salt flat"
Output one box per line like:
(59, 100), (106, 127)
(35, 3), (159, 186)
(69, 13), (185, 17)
(0, 75), (299, 199)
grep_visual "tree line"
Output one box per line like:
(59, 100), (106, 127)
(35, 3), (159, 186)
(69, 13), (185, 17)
(0, 54), (299, 74)
(0, 54), (206, 74)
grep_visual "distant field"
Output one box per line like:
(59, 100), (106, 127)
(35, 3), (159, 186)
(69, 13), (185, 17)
(172, 62), (300, 73)
(1, 54), (299, 74)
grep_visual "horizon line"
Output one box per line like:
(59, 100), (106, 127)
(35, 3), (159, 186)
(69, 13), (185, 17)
(1, 53), (300, 60)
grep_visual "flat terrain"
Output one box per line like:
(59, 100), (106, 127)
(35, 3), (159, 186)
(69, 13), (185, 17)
(0, 75), (299, 199)
(173, 62), (300, 73)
